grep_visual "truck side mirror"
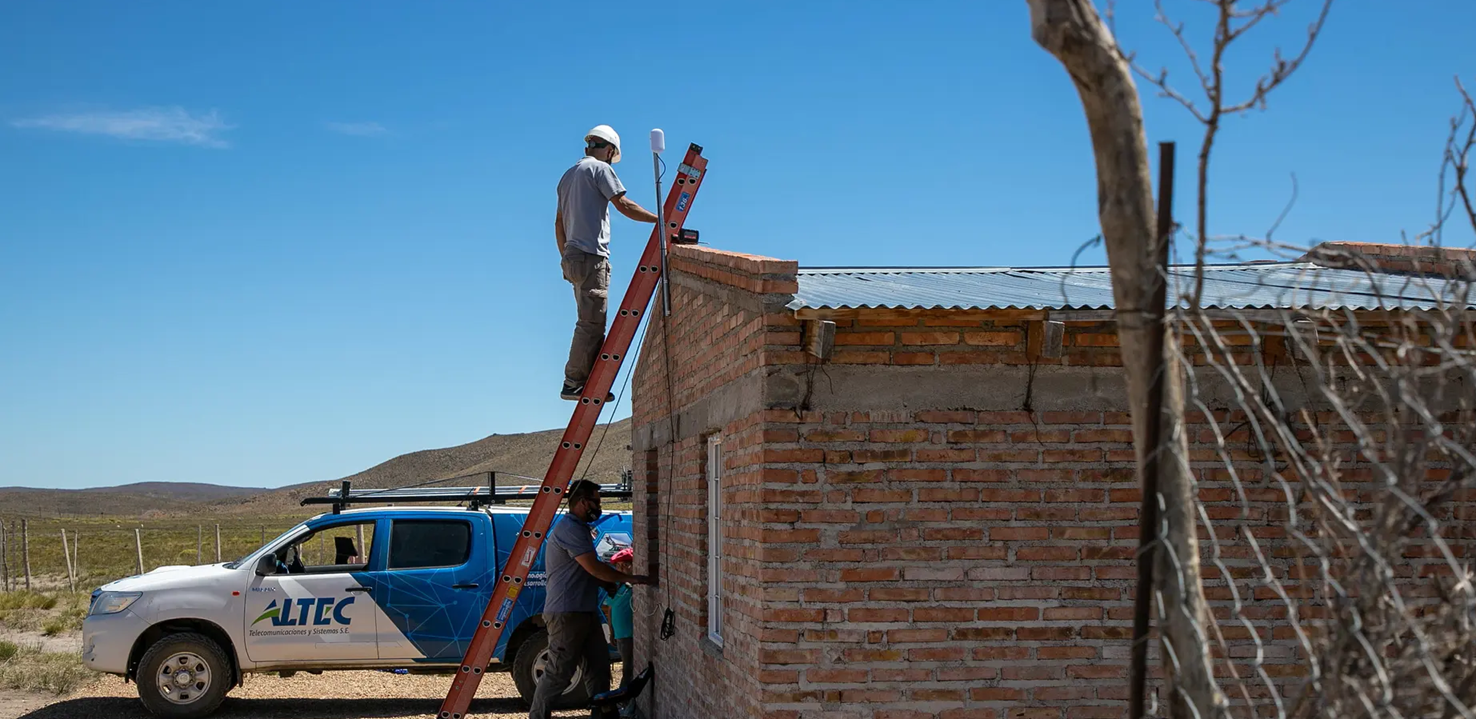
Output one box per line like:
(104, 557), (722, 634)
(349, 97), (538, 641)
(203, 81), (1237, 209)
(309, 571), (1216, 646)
(255, 554), (278, 576)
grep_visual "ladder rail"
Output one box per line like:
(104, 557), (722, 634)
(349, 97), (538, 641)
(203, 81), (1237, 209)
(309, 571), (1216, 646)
(437, 143), (708, 719)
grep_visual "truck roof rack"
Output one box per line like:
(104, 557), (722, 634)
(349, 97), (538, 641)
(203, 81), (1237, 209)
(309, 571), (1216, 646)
(301, 473), (633, 514)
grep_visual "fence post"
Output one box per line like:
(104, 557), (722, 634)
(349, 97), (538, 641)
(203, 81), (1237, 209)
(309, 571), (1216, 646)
(215, 525), (221, 563)
(260, 526), (265, 545)
(72, 531), (80, 582)
(357, 524), (365, 559)
(197, 525), (203, 565)
(60, 530), (75, 593)
(0, 518), (8, 592)
(22, 519), (31, 591)
(135, 528), (144, 575)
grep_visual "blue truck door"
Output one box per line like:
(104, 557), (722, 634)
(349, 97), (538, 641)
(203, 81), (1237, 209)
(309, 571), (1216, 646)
(369, 515), (495, 661)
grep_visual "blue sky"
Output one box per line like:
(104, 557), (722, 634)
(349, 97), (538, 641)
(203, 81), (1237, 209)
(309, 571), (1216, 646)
(2, 2), (1472, 490)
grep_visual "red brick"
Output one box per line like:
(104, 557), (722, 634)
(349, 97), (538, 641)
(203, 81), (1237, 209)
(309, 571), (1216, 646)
(952, 507), (1010, 520)
(1081, 626), (1133, 640)
(804, 429), (865, 442)
(1043, 607), (1103, 621)
(922, 527), (984, 541)
(848, 607), (909, 622)
(1037, 646), (1098, 659)
(833, 331), (895, 345)
(954, 627), (1015, 640)
(964, 330), (1021, 346)
(945, 545), (1008, 560)
(891, 468), (948, 482)
(843, 648), (904, 662)
(760, 648), (820, 664)
(851, 448), (911, 462)
(1017, 546), (1079, 561)
(1079, 507), (1136, 521)
(805, 668), (868, 683)
(941, 710), (998, 719)
(1067, 664), (1125, 678)
(853, 488), (912, 503)
(991, 526), (1048, 541)
(888, 628), (949, 643)
(1074, 429), (1134, 442)
(936, 666), (999, 681)
(1043, 449), (1103, 462)
(1001, 665), (1063, 680)
(831, 350), (889, 364)
(1032, 566), (1091, 580)
(872, 668), (934, 682)
(1017, 626), (1077, 641)
(1063, 587), (1120, 601)
(871, 428), (930, 443)
(901, 331), (960, 345)
(1041, 411), (1099, 423)
(761, 528), (821, 543)
(911, 688), (967, 701)
(829, 469), (885, 484)
(908, 646), (968, 661)
(838, 530), (896, 545)
(894, 351), (937, 365)
(803, 588), (865, 603)
(977, 607), (1040, 621)
(764, 448), (825, 463)
(978, 489), (1041, 502)
(916, 447), (976, 462)
(1081, 546), (1134, 561)
(920, 488), (980, 502)
(840, 566), (899, 582)
(955, 468), (1010, 482)
(1011, 429), (1071, 443)
(978, 449), (1040, 462)
(914, 607), (975, 622)
(936, 587), (994, 601)
(880, 546), (945, 561)
(971, 687), (1025, 701)
(1033, 686), (1095, 701)
(766, 608), (825, 622)
(1018, 468), (1075, 482)
(917, 410), (976, 423)
(948, 429), (1009, 443)
(871, 587), (930, 601)
(978, 411), (1035, 424)
(800, 509), (860, 523)
(1053, 527), (1111, 540)
(973, 646), (1031, 660)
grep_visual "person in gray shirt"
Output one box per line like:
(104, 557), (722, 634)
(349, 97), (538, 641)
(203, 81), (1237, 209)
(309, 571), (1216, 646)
(555, 125), (659, 401)
(528, 479), (651, 719)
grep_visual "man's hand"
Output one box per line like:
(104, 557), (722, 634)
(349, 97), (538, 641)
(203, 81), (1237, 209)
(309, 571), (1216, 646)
(611, 194), (658, 224)
(628, 574), (654, 586)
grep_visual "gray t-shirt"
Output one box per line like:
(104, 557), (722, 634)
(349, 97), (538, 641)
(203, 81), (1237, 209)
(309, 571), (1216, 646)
(543, 513), (600, 614)
(557, 156), (626, 259)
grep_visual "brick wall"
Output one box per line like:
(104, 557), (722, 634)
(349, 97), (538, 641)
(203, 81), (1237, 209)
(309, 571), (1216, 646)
(631, 244), (1473, 719)
(1302, 240), (1476, 279)
(630, 245), (797, 719)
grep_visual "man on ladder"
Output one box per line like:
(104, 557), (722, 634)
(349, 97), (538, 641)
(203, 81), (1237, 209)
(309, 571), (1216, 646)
(556, 125), (659, 402)
(529, 479), (651, 719)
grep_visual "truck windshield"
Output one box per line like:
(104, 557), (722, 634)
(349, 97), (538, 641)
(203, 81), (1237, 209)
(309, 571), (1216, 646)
(223, 524), (308, 569)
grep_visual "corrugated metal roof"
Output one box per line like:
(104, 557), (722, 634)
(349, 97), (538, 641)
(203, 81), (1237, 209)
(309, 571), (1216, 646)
(788, 262), (1475, 312)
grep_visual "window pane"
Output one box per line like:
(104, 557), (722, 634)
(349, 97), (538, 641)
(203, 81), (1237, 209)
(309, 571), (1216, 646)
(388, 520), (471, 570)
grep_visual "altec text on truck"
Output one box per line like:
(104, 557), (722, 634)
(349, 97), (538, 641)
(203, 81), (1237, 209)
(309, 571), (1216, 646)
(81, 483), (633, 719)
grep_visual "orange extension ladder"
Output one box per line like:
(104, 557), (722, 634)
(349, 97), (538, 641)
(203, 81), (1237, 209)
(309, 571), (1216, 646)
(437, 143), (709, 718)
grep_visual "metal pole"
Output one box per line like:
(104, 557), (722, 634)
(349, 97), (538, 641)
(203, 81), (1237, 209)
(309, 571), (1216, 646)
(72, 531), (80, 581)
(356, 524), (365, 560)
(215, 525), (222, 563)
(1130, 141), (1175, 719)
(654, 149), (670, 316)
(60, 530), (74, 593)
(135, 528), (145, 575)
(22, 519), (30, 591)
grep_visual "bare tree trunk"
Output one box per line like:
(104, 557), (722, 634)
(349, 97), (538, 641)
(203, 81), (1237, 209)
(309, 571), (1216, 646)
(60, 530), (74, 593)
(135, 528), (144, 575)
(72, 531), (80, 581)
(1026, 2), (1222, 717)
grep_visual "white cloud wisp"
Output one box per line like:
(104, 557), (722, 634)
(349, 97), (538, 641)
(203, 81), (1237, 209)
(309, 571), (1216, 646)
(11, 107), (234, 148)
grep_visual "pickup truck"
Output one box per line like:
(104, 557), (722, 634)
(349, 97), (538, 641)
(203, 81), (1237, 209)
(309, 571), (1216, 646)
(82, 503), (633, 719)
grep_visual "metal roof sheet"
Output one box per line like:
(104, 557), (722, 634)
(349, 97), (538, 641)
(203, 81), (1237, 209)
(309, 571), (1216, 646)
(788, 262), (1476, 312)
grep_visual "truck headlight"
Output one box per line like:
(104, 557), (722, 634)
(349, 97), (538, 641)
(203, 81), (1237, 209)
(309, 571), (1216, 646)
(90, 592), (141, 616)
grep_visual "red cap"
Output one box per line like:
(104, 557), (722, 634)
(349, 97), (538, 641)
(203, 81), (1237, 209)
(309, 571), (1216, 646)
(610, 548), (634, 564)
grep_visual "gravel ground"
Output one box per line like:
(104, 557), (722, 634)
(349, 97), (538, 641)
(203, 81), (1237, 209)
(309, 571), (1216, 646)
(7, 668), (601, 719)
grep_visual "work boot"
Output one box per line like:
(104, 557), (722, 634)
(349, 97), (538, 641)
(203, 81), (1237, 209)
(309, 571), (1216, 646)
(561, 382), (615, 403)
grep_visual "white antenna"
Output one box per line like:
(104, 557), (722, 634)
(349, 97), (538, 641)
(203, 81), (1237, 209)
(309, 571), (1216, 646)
(651, 129), (670, 316)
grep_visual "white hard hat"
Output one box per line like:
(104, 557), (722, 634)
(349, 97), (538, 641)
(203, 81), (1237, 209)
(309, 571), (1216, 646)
(584, 124), (621, 164)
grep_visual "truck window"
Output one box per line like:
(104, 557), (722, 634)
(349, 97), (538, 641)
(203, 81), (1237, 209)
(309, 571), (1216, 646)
(387, 520), (471, 570)
(271, 521), (375, 575)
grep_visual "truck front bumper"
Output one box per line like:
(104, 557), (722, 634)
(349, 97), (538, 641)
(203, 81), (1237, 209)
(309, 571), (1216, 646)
(82, 609), (148, 675)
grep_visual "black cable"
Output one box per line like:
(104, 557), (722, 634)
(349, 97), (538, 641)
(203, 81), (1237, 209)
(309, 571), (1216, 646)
(579, 308), (649, 483)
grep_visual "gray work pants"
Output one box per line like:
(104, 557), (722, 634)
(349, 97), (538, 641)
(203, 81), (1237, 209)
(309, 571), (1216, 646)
(528, 611), (611, 719)
(562, 251), (611, 387)
(616, 636), (633, 687)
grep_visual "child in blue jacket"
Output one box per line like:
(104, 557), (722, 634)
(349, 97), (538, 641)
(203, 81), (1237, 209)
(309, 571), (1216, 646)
(604, 548), (635, 687)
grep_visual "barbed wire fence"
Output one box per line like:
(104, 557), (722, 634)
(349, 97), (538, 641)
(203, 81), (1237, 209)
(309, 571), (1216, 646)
(0, 519), (307, 593)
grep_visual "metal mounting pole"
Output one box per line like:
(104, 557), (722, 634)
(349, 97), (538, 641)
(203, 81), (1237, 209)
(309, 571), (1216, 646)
(652, 129), (670, 316)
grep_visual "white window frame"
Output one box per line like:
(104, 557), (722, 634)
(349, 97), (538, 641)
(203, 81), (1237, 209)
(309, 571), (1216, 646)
(706, 433), (724, 646)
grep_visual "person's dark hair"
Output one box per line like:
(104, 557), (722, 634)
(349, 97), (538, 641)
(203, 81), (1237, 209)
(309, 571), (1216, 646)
(566, 479), (601, 505)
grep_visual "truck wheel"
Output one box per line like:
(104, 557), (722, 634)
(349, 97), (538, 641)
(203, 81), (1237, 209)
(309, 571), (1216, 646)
(136, 633), (231, 719)
(511, 628), (591, 709)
